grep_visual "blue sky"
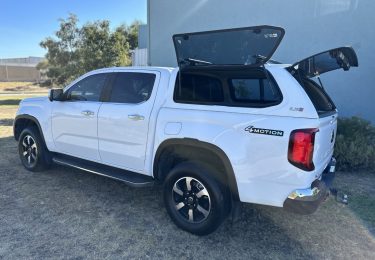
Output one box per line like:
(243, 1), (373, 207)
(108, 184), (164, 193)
(0, 0), (146, 58)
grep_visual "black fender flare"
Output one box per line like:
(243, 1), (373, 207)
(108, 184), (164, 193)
(14, 114), (46, 144)
(154, 138), (239, 201)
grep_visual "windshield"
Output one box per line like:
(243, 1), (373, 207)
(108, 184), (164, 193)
(173, 25), (285, 67)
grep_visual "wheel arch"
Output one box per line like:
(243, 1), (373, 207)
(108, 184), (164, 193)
(153, 138), (239, 201)
(14, 114), (45, 144)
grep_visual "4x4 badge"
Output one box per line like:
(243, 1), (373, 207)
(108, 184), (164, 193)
(245, 126), (284, 137)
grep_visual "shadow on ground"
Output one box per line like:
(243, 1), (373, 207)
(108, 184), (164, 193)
(0, 99), (21, 106)
(4, 86), (28, 92)
(0, 136), (374, 259)
(0, 119), (14, 126)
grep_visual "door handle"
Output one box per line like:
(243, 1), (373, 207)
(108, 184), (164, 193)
(81, 110), (95, 116)
(128, 114), (145, 121)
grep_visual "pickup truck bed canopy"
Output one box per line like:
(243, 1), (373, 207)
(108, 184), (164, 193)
(173, 25), (285, 68)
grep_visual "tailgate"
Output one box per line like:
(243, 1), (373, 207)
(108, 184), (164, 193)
(314, 113), (337, 170)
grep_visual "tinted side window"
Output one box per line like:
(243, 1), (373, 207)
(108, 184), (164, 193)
(229, 78), (281, 104)
(109, 72), (156, 104)
(301, 78), (335, 114)
(231, 79), (260, 100)
(263, 79), (282, 102)
(174, 74), (224, 103)
(66, 73), (107, 102)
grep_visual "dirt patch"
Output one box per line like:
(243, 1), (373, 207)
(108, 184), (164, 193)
(0, 82), (49, 94)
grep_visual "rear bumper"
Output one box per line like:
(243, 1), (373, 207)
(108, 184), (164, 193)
(283, 157), (336, 214)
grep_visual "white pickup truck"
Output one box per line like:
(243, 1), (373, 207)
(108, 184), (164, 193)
(14, 26), (358, 235)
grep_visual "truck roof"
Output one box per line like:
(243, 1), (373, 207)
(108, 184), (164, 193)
(93, 66), (175, 72)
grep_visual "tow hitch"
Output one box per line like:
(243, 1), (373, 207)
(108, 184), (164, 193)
(322, 158), (349, 205)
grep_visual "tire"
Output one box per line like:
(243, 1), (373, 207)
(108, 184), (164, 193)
(163, 161), (229, 235)
(18, 126), (51, 172)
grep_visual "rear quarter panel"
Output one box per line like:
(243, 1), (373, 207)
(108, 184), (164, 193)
(153, 67), (327, 207)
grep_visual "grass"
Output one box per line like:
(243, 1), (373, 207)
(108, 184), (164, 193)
(0, 86), (374, 258)
(1, 90), (375, 223)
(0, 94), (47, 106)
(0, 99), (24, 106)
(0, 95), (44, 100)
(0, 94), (45, 135)
(1, 134), (374, 259)
(0, 95), (46, 123)
(0, 98), (20, 119)
(334, 172), (375, 234)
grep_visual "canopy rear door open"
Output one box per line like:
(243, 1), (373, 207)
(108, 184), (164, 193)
(289, 47), (358, 78)
(173, 25), (285, 68)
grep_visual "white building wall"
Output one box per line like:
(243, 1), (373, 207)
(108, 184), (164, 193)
(131, 48), (148, 66)
(138, 24), (149, 49)
(148, 0), (375, 123)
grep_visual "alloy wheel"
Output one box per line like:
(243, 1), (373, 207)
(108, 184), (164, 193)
(172, 176), (211, 223)
(21, 135), (38, 167)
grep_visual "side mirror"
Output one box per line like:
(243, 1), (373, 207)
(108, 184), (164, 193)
(48, 88), (64, 102)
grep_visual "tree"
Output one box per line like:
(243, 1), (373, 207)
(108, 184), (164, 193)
(39, 14), (140, 86)
(123, 20), (142, 50)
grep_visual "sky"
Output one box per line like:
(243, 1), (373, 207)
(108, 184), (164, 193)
(0, 0), (146, 59)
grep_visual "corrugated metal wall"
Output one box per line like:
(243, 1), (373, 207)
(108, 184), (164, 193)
(131, 48), (148, 66)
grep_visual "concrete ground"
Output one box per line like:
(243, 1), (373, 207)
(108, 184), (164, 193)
(0, 92), (374, 259)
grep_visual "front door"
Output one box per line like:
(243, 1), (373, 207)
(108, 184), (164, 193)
(98, 70), (159, 172)
(51, 73), (108, 162)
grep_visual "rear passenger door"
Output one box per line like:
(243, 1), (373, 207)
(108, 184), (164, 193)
(98, 70), (159, 173)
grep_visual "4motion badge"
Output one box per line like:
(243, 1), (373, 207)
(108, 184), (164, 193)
(245, 126), (284, 137)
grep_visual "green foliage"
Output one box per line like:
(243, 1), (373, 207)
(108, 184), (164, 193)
(39, 14), (140, 86)
(334, 116), (375, 171)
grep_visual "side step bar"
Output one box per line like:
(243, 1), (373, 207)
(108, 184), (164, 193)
(52, 154), (154, 188)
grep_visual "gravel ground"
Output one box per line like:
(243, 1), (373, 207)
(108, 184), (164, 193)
(0, 134), (374, 260)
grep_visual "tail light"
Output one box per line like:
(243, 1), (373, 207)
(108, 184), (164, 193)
(288, 128), (318, 171)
